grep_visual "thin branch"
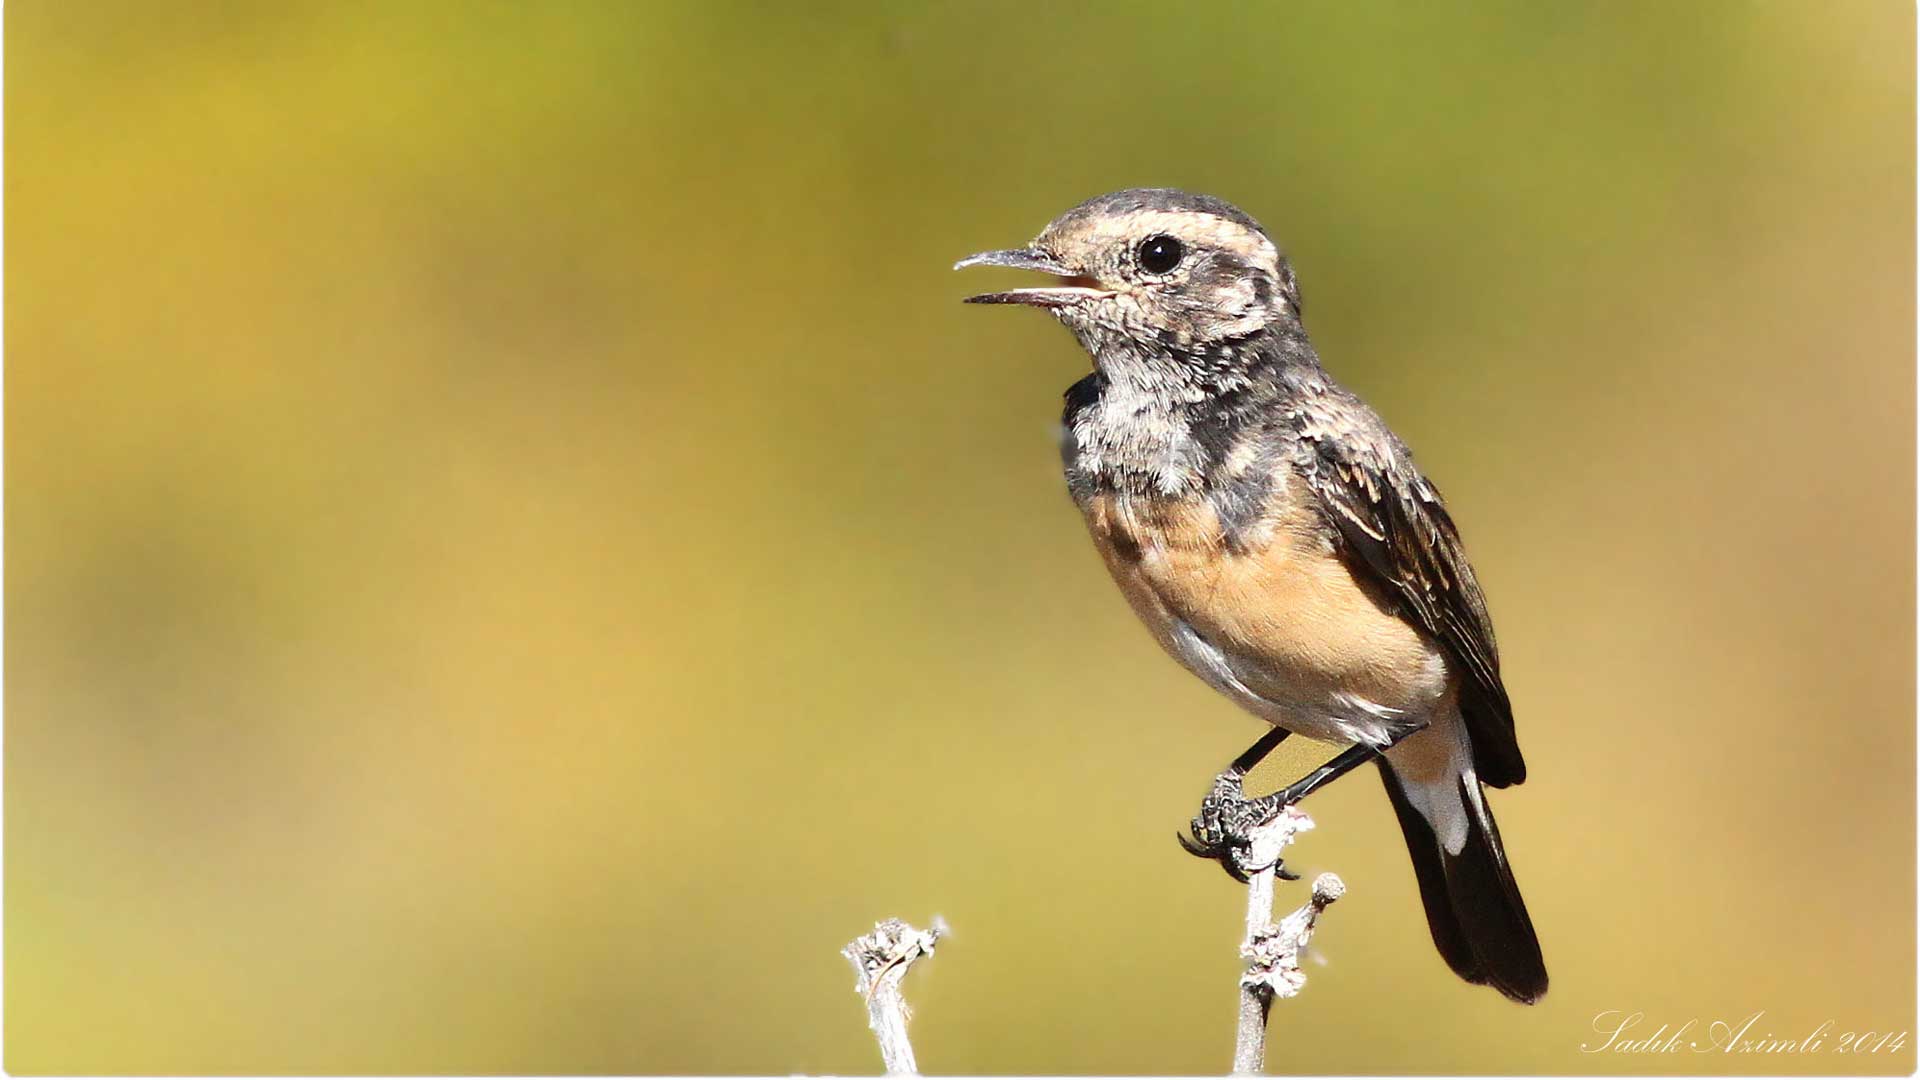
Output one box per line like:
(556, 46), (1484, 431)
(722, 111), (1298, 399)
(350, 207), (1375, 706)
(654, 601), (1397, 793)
(842, 917), (947, 1076)
(1230, 805), (1345, 1076)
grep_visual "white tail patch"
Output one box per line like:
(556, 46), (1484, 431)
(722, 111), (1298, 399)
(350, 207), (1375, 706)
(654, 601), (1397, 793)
(1385, 709), (1477, 856)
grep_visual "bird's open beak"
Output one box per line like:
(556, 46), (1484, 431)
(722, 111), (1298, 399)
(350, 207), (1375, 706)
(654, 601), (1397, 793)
(953, 248), (1116, 308)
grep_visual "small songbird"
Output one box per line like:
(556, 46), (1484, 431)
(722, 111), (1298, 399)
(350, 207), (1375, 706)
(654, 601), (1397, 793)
(956, 188), (1547, 1003)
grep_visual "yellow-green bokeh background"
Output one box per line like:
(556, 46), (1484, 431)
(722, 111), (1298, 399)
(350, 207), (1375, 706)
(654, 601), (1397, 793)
(7, 2), (1914, 1074)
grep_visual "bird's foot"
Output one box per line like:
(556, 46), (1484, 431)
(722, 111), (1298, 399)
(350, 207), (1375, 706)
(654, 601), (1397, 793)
(1177, 765), (1303, 884)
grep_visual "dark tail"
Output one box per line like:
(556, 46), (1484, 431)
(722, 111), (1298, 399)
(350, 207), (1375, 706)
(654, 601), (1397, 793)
(1377, 759), (1548, 1004)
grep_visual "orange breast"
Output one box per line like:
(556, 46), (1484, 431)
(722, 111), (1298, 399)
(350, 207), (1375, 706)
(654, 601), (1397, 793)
(1081, 486), (1445, 714)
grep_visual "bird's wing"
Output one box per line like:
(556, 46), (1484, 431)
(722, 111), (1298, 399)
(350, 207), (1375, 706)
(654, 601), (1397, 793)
(1290, 399), (1526, 787)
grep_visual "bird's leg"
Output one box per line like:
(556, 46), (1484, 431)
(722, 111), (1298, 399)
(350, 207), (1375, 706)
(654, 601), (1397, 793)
(1272, 711), (1434, 805)
(1180, 720), (1431, 883)
(1228, 725), (1292, 775)
(1178, 727), (1298, 883)
(1269, 743), (1375, 806)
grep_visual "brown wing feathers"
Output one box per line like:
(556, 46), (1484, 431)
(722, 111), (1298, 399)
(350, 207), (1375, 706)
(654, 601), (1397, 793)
(1296, 415), (1527, 788)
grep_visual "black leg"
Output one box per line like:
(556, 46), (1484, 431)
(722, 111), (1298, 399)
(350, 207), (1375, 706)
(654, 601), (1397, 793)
(1230, 726), (1291, 775)
(1271, 743), (1374, 805)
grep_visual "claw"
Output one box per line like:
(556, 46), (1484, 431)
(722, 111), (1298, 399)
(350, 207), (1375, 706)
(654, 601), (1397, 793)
(1178, 763), (1299, 882)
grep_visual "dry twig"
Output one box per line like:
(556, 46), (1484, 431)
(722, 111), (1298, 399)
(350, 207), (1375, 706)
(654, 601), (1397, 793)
(1230, 805), (1345, 1075)
(842, 917), (947, 1075)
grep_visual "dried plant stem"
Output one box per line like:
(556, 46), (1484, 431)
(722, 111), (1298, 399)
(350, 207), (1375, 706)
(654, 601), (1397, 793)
(1230, 805), (1346, 1076)
(842, 917), (946, 1076)
(1234, 862), (1282, 1075)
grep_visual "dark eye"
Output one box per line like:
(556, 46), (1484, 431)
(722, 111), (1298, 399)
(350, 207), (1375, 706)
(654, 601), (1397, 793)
(1136, 235), (1184, 275)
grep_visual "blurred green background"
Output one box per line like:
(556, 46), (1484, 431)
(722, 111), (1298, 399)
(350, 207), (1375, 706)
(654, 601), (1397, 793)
(7, 2), (1914, 1074)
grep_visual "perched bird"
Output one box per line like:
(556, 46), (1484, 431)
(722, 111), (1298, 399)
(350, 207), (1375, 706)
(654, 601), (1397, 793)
(955, 188), (1547, 1003)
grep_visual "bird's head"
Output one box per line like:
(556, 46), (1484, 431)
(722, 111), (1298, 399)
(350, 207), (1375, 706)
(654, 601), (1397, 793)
(955, 188), (1300, 355)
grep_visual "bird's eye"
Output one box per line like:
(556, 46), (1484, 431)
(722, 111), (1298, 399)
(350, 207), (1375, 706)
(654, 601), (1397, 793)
(1136, 235), (1185, 275)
